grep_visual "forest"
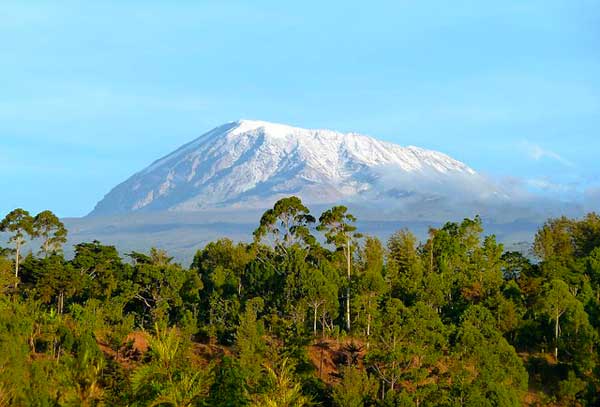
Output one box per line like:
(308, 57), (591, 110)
(0, 196), (599, 406)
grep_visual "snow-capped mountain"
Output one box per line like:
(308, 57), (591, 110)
(90, 120), (503, 216)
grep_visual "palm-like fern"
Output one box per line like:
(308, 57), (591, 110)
(130, 325), (212, 407)
(148, 371), (212, 407)
(251, 358), (311, 407)
(148, 324), (181, 370)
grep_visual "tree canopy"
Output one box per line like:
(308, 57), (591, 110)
(0, 201), (599, 406)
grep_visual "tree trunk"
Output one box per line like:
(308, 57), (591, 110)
(58, 291), (64, 315)
(346, 238), (351, 332)
(43, 238), (49, 258)
(430, 241), (434, 273)
(313, 305), (318, 335)
(554, 310), (560, 361)
(14, 240), (21, 288)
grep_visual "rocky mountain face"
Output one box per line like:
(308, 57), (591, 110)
(90, 120), (503, 217)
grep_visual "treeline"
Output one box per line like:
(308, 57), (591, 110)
(0, 197), (599, 406)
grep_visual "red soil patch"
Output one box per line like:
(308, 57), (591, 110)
(308, 338), (368, 384)
(97, 331), (150, 369)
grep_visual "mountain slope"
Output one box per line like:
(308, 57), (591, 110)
(90, 120), (502, 216)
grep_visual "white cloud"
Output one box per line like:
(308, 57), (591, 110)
(521, 141), (575, 168)
(525, 178), (574, 193)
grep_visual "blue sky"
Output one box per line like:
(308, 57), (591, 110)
(1, 0), (599, 217)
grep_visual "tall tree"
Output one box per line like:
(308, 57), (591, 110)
(317, 205), (361, 331)
(367, 300), (447, 403)
(0, 209), (34, 286)
(129, 248), (202, 326)
(538, 279), (579, 360)
(32, 210), (67, 257)
(235, 297), (266, 384)
(386, 229), (422, 300)
(33, 255), (82, 314)
(356, 237), (387, 340)
(533, 216), (576, 262)
(71, 240), (125, 301)
(253, 196), (316, 251)
(192, 238), (253, 297)
(300, 265), (338, 335)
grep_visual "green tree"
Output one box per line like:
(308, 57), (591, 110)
(450, 306), (527, 407)
(32, 210), (67, 257)
(386, 229), (423, 303)
(317, 205), (361, 331)
(538, 279), (579, 361)
(0, 250), (16, 295)
(367, 301), (447, 405)
(332, 366), (378, 407)
(207, 357), (249, 407)
(533, 216), (576, 261)
(366, 298), (405, 395)
(31, 254), (83, 314)
(558, 371), (587, 406)
(253, 196), (316, 251)
(129, 248), (202, 326)
(235, 298), (267, 384)
(501, 251), (532, 281)
(192, 238), (254, 297)
(71, 240), (126, 301)
(356, 237), (387, 340)
(0, 208), (34, 286)
(300, 264), (339, 336)
(586, 246), (600, 301)
(420, 218), (486, 316)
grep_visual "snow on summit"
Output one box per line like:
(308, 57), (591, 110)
(90, 120), (495, 216)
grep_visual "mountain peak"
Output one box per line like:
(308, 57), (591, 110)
(90, 120), (492, 216)
(229, 119), (303, 140)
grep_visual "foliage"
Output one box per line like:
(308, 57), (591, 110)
(0, 203), (599, 406)
(32, 210), (68, 257)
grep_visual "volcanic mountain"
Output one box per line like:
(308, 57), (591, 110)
(90, 120), (503, 217)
